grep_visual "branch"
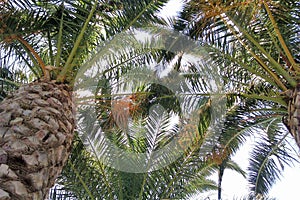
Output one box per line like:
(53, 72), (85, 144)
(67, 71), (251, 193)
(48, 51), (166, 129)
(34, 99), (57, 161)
(7, 35), (47, 78)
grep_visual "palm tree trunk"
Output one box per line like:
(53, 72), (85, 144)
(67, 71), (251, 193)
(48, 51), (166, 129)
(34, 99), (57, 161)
(0, 80), (75, 200)
(286, 83), (300, 148)
(217, 165), (224, 200)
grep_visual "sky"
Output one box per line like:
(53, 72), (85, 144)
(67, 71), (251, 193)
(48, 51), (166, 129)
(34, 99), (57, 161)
(198, 137), (300, 200)
(159, 0), (300, 199)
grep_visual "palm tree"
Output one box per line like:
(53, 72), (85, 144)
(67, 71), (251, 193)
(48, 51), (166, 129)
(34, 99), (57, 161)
(0, 0), (170, 199)
(0, 0), (266, 199)
(48, 26), (247, 199)
(174, 0), (299, 198)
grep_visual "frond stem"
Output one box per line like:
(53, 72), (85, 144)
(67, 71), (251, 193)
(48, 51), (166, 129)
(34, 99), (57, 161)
(263, 1), (299, 72)
(57, 1), (99, 82)
(226, 15), (296, 88)
(221, 15), (289, 91)
(240, 93), (287, 106)
(55, 3), (65, 69)
(13, 35), (46, 77)
(221, 50), (278, 88)
(69, 162), (95, 200)
(124, 0), (156, 30)
(47, 30), (54, 66)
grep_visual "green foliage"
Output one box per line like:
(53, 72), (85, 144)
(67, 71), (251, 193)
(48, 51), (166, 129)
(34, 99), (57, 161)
(175, 0), (300, 90)
(0, 0), (169, 82)
(248, 123), (296, 196)
(174, 0), (300, 197)
(64, 136), (215, 200)
(0, 67), (18, 100)
(3, 0), (298, 199)
(52, 104), (220, 199)
(51, 24), (232, 198)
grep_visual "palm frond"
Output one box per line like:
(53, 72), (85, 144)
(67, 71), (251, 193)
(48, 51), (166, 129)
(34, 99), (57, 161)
(56, 96), (221, 199)
(0, 4), (50, 77)
(176, 0), (300, 91)
(0, 67), (19, 100)
(105, 0), (169, 34)
(1, 0), (169, 81)
(248, 126), (296, 197)
(68, 23), (236, 199)
(225, 160), (247, 178)
(52, 134), (116, 199)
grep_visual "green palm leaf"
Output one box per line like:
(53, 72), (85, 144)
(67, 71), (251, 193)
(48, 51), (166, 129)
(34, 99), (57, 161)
(248, 123), (296, 196)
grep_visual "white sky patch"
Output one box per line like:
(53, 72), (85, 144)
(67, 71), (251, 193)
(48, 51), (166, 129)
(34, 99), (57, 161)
(158, 0), (184, 19)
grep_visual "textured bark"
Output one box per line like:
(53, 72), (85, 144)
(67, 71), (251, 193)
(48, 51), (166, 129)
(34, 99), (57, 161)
(0, 80), (75, 200)
(286, 83), (300, 148)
